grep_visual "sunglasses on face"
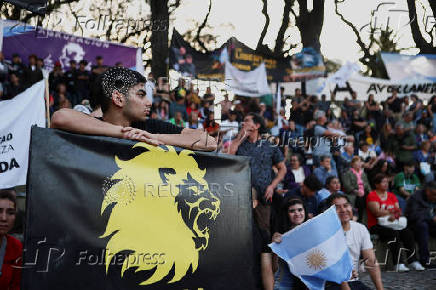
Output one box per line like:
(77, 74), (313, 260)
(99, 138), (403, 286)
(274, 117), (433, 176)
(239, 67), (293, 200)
(288, 208), (304, 213)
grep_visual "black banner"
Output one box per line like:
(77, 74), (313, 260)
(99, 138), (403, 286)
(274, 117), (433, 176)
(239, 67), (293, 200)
(169, 30), (226, 81)
(228, 38), (325, 82)
(23, 127), (255, 290)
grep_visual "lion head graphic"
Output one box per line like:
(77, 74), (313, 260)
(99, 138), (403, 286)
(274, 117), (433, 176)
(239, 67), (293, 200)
(100, 143), (221, 285)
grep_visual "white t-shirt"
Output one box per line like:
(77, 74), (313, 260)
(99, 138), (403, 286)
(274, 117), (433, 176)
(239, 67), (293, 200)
(292, 167), (305, 184)
(358, 150), (376, 161)
(344, 221), (373, 278)
(220, 120), (239, 140)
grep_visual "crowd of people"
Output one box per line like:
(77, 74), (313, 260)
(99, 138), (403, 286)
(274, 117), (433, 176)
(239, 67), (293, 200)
(2, 52), (436, 290)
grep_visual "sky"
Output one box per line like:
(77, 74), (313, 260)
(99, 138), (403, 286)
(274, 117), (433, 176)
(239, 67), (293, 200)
(172, 0), (427, 64)
(31, 0), (434, 66)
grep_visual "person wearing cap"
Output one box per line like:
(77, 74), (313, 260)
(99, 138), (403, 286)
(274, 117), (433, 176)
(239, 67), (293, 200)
(8, 54), (24, 79)
(48, 61), (65, 93)
(65, 60), (78, 102)
(52, 67), (216, 151)
(76, 60), (90, 101)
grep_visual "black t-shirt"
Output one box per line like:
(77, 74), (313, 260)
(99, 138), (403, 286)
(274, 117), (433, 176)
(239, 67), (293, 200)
(388, 96), (403, 113)
(131, 119), (183, 134)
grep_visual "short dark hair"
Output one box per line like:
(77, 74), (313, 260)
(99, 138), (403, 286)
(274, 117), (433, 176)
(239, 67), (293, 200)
(100, 67), (146, 112)
(320, 155), (331, 162)
(325, 176), (339, 188)
(247, 113), (267, 134)
(327, 193), (351, 206)
(303, 174), (322, 192)
(0, 188), (16, 208)
(373, 173), (387, 186)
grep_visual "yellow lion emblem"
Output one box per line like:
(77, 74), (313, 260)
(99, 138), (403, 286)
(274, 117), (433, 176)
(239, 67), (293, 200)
(100, 143), (221, 285)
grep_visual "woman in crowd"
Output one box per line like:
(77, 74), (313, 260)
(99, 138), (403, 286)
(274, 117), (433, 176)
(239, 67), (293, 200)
(156, 99), (169, 120)
(414, 140), (434, 182)
(368, 159), (394, 189)
(186, 101), (200, 118)
(379, 122), (394, 153)
(366, 173), (424, 272)
(359, 124), (378, 149)
(186, 111), (203, 129)
(52, 83), (72, 112)
(341, 156), (371, 222)
(317, 176), (344, 211)
(283, 153), (311, 191)
(203, 111), (220, 137)
(272, 198), (308, 290)
(0, 190), (22, 290)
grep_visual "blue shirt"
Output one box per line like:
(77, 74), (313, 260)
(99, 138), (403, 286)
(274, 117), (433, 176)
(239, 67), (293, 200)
(313, 166), (338, 186)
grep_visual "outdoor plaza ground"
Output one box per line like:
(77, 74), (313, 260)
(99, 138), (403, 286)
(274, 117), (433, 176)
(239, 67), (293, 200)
(361, 270), (436, 289)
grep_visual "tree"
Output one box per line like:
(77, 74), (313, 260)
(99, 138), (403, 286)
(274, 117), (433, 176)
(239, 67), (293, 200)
(257, 0), (326, 57)
(406, 0), (436, 54)
(334, 0), (404, 78)
(182, 0), (217, 53)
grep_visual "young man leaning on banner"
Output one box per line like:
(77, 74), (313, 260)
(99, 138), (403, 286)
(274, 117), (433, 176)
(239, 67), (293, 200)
(51, 67), (216, 151)
(326, 193), (384, 290)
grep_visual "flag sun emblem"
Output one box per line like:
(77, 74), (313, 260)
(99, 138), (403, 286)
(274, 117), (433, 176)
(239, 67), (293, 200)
(305, 249), (327, 270)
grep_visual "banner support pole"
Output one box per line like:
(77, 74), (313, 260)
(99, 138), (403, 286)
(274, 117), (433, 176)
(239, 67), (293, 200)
(44, 78), (50, 128)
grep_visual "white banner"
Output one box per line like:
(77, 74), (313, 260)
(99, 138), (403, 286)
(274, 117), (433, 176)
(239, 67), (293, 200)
(0, 80), (46, 187)
(225, 60), (271, 97)
(381, 53), (436, 82)
(307, 75), (436, 101)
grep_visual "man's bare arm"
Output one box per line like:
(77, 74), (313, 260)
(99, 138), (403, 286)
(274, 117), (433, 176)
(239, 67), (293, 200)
(362, 249), (384, 290)
(51, 108), (124, 138)
(156, 128), (217, 151)
(52, 108), (215, 150)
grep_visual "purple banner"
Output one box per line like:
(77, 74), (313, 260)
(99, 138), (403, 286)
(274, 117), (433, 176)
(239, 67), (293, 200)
(2, 22), (139, 72)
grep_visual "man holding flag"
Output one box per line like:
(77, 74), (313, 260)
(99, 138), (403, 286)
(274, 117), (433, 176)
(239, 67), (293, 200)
(326, 193), (384, 290)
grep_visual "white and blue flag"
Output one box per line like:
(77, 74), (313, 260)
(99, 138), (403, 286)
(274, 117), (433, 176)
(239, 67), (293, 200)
(269, 206), (352, 290)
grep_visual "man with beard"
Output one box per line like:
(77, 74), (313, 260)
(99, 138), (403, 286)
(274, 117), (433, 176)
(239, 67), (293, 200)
(52, 67), (216, 151)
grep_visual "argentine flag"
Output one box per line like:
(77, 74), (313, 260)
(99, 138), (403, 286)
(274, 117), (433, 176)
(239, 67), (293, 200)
(269, 206), (352, 290)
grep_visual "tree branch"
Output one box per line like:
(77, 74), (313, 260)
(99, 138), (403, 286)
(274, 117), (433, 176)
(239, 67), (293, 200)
(195, 0), (212, 52)
(257, 0), (270, 51)
(274, 0), (293, 56)
(406, 0), (433, 53)
(334, 0), (369, 59)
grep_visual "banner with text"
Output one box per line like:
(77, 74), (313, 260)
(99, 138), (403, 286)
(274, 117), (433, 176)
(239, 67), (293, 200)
(381, 52), (436, 82)
(23, 128), (255, 290)
(307, 75), (436, 101)
(0, 80), (45, 188)
(228, 38), (325, 82)
(169, 29), (226, 80)
(0, 20), (143, 73)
